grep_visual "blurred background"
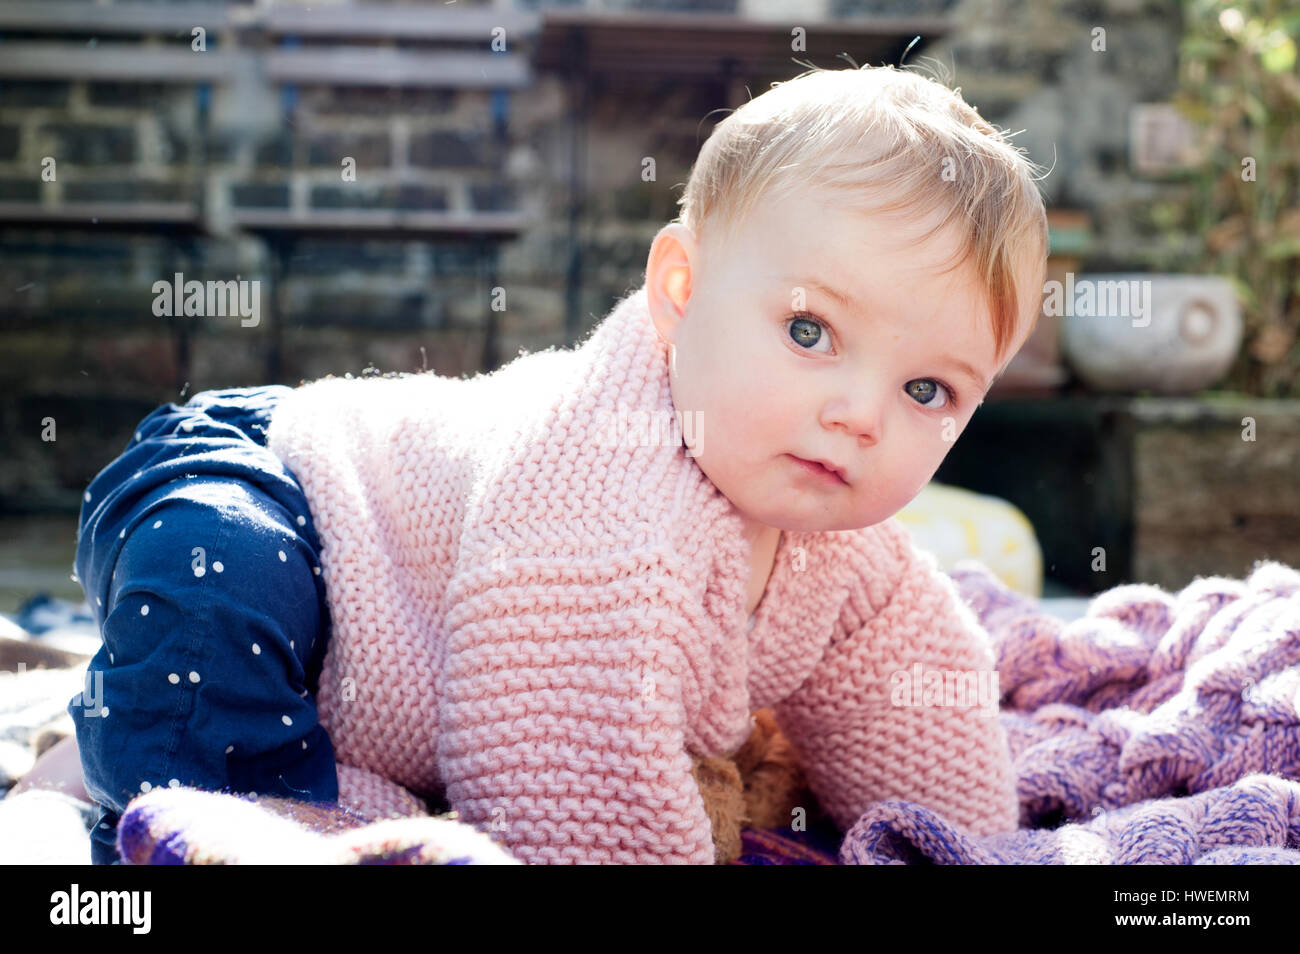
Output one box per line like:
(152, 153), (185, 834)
(0, 0), (1298, 626)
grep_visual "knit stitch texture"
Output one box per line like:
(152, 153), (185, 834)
(840, 558), (1300, 864)
(115, 786), (520, 864)
(263, 283), (1019, 863)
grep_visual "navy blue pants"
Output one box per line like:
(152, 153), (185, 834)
(70, 385), (339, 865)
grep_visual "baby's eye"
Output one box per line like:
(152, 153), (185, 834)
(787, 315), (832, 354)
(905, 379), (950, 410)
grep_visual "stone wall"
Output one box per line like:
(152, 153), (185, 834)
(938, 394), (1300, 593)
(925, 0), (1191, 268)
(0, 1), (564, 514)
(0, 69), (568, 393)
(1, 0), (1191, 519)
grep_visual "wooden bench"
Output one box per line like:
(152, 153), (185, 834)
(0, 201), (199, 232)
(0, 2), (537, 376)
(936, 394), (1300, 593)
(0, 2), (535, 87)
(229, 209), (529, 378)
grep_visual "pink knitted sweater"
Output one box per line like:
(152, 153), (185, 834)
(263, 283), (1019, 864)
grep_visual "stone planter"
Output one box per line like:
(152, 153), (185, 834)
(1058, 274), (1242, 394)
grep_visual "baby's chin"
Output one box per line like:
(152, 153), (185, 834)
(728, 497), (897, 535)
(777, 514), (896, 533)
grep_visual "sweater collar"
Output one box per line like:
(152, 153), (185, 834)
(586, 283), (868, 704)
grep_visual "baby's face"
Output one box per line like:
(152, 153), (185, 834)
(648, 188), (1037, 534)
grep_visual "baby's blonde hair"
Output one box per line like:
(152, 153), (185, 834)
(675, 63), (1049, 368)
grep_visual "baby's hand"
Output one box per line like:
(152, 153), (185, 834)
(9, 733), (90, 803)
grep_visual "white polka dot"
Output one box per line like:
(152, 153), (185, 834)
(140, 604), (149, 616)
(189, 671), (199, 683)
(109, 652), (114, 664)
(152, 520), (162, 529)
(135, 431), (141, 442)
(169, 778), (180, 788)
(251, 643), (261, 655)
(194, 566), (205, 577)
(297, 515), (306, 526)
(313, 566), (320, 575)
(278, 550), (286, 562)
(120, 528), (125, 538)
(140, 780), (152, 792)
(168, 673), (179, 684)
(182, 421), (194, 432)
(101, 707), (109, 717)
(282, 715), (292, 726)
(290, 640), (294, 650)
(96, 596), (102, 607)
(302, 740), (308, 749)
(100, 822), (110, 829)
(133, 471), (142, 479)
(84, 490), (91, 502)
(213, 561), (224, 573)
(299, 689), (308, 697)
(225, 745), (234, 754)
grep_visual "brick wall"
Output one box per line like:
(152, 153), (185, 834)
(0, 0), (1186, 516)
(925, 0), (1188, 267)
(0, 3), (568, 513)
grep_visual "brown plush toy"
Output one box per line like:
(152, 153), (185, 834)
(689, 707), (829, 864)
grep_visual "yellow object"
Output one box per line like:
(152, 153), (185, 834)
(895, 482), (1043, 598)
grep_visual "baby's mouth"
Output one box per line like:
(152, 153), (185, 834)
(787, 455), (849, 486)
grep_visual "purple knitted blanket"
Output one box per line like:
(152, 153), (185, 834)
(839, 559), (1300, 864)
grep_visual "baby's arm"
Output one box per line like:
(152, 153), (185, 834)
(771, 518), (1019, 838)
(436, 553), (716, 865)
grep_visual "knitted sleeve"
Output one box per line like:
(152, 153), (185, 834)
(771, 519), (1019, 838)
(436, 548), (717, 865)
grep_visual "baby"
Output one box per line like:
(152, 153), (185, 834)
(59, 63), (1047, 864)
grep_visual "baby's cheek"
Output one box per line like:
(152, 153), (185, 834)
(900, 459), (940, 509)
